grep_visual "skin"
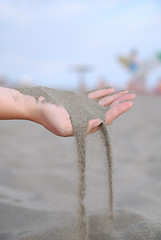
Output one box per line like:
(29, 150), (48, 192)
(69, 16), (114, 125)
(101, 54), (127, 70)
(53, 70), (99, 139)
(0, 87), (135, 137)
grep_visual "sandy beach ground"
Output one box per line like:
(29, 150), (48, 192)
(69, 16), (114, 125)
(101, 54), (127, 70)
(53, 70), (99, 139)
(0, 95), (161, 239)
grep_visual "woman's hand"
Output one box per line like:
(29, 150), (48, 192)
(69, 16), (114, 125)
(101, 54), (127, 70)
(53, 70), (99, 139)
(0, 87), (135, 137)
(36, 88), (135, 137)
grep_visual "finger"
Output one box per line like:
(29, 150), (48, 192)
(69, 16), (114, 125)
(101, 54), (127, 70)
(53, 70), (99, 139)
(105, 101), (133, 125)
(99, 90), (129, 106)
(87, 100), (133, 134)
(87, 118), (102, 133)
(88, 88), (115, 100)
(111, 93), (135, 107)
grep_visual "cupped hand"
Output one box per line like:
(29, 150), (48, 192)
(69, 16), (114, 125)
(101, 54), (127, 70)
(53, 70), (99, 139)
(38, 88), (135, 137)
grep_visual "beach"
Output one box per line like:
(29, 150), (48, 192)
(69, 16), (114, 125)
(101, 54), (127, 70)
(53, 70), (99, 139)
(0, 95), (161, 239)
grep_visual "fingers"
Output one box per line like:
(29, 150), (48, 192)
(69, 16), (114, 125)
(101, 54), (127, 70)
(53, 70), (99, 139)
(105, 101), (133, 125)
(99, 90), (129, 106)
(88, 100), (134, 134)
(88, 88), (115, 100)
(87, 88), (135, 134)
(110, 93), (135, 107)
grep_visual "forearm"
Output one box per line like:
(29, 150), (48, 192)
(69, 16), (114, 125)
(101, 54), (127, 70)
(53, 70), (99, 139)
(0, 87), (39, 121)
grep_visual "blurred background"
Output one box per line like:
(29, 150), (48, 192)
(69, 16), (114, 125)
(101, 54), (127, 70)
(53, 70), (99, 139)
(0, 0), (161, 93)
(1, 2), (161, 236)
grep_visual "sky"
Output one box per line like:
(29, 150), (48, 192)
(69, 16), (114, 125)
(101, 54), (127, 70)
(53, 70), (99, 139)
(0, 0), (161, 89)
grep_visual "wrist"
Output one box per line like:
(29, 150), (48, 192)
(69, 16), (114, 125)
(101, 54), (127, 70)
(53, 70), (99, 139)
(7, 88), (41, 123)
(0, 87), (42, 124)
(19, 92), (41, 124)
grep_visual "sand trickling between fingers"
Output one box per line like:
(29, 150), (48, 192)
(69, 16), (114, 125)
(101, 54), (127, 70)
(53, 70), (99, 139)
(2, 86), (160, 240)
(15, 86), (114, 240)
(100, 123), (113, 218)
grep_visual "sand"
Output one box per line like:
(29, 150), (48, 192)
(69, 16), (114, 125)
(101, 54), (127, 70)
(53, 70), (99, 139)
(0, 91), (161, 239)
(15, 86), (113, 240)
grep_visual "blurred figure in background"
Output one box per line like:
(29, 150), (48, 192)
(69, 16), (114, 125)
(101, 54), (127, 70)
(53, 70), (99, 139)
(97, 77), (108, 89)
(119, 50), (161, 94)
(156, 77), (161, 95)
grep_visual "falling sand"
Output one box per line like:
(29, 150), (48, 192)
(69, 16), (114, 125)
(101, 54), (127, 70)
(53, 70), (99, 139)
(16, 86), (113, 240)
(7, 86), (161, 240)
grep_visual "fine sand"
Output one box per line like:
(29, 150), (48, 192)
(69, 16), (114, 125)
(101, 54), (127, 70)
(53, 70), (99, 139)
(0, 93), (161, 239)
(16, 86), (114, 240)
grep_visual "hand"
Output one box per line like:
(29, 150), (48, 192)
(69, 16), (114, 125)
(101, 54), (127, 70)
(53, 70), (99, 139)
(36, 88), (135, 137)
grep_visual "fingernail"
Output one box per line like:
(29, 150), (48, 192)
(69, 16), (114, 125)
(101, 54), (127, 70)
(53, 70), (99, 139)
(122, 90), (129, 94)
(124, 91), (136, 96)
(117, 90), (129, 93)
(123, 92), (136, 98)
(119, 99), (133, 104)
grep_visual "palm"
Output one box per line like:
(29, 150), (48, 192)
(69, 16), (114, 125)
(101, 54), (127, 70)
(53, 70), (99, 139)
(39, 88), (135, 137)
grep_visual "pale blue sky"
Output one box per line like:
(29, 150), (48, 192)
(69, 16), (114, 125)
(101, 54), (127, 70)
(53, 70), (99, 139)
(0, 0), (161, 89)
